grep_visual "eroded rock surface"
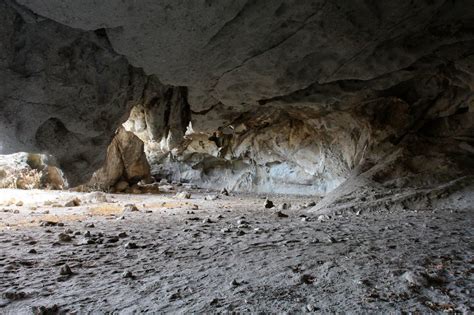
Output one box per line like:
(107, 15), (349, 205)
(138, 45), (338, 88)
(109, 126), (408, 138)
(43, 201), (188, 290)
(88, 127), (151, 191)
(0, 0), (473, 203)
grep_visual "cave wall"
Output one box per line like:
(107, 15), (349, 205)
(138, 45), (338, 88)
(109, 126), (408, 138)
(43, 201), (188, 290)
(0, 0), (473, 198)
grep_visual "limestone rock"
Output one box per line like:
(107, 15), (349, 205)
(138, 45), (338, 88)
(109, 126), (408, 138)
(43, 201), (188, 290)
(89, 127), (151, 190)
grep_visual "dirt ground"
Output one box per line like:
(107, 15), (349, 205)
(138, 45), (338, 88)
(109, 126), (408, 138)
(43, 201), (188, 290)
(0, 188), (472, 314)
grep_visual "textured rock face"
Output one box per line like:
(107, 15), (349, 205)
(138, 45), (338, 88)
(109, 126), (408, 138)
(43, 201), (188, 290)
(0, 0), (147, 186)
(1, 0), (473, 199)
(0, 153), (65, 189)
(88, 127), (151, 191)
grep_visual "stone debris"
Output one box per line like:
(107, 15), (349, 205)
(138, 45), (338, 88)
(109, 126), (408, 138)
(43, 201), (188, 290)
(64, 197), (81, 207)
(317, 215), (330, 222)
(58, 233), (72, 242)
(220, 188), (229, 196)
(124, 242), (138, 249)
(176, 191), (191, 199)
(402, 270), (428, 287)
(59, 264), (73, 276)
(124, 204), (139, 212)
(264, 199), (274, 209)
(122, 270), (133, 279)
(279, 202), (290, 210)
(275, 211), (289, 218)
(2, 290), (26, 301)
(32, 305), (60, 315)
(205, 194), (219, 201)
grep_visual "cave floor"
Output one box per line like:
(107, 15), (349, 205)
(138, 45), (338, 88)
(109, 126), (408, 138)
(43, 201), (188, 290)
(0, 188), (472, 313)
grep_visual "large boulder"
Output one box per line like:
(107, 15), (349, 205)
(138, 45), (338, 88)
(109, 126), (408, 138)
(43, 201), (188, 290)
(89, 127), (151, 191)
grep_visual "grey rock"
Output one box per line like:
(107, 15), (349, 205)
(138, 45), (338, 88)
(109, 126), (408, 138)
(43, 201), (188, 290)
(59, 264), (72, 276)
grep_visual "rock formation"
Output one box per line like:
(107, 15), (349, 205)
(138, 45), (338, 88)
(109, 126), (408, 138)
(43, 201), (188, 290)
(0, 0), (473, 207)
(88, 126), (151, 192)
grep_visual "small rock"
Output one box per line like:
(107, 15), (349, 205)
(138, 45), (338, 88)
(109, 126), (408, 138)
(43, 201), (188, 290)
(305, 201), (316, 208)
(2, 290), (26, 301)
(64, 197), (81, 207)
(205, 194), (219, 201)
(114, 180), (129, 193)
(220, 188), (229, 196)
(28, 248), (37, 254)
(124, 242), (138, 249)
(13, 209), (19, 214)
(264, 198), (274, 209)
(16, 201), (24, 207)
(59, 264), (72, 276)
(275, 211), (288, 218)
(124, 204), (139, 212)
(326, 236), (337, 243)
(122, 270), (133, 278)
(191, 204), (199, 210)
(107, 236), (119, 243)
(85, 223), (95, 228)
(230, 279), (240, 286)
(58, 233), (72, 242)
(236, 230), (246, 236)
(32, 305), (59, 315)
(118, 232), (128, 238)
(202, 218), (213, 224)
(402, 270), (428, 287)
(176, 191), (191, 199)
(317, 215), (330, 222)
(279, 202), (290, 210)
(300, 274), (315, 284)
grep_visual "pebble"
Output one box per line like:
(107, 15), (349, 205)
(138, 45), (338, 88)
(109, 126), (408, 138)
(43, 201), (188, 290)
(401, 270), (427, 287)
(176, 191), (191, 199)
(300, 274), (315, 284)
(275, 211), (288, 218)
(58, 233), (72, 242)
(220, 188), (229, 196)
(264, 199), (274, 209)
(191, 204), (199, 210)
(64, 197), (81, 207)
(205, 194), (219, 201)
(125, 242), (138, 249)
(279, 203), (290, 210)
(122, 270), (133, 279)
(16, 201), (24, 207)
(124, 204), (139, 212)
(118, 232), (128, 238)
(317, 215), (330, 222)
(305, 201), (316, 207)
(28, 248), (37, 254)
(59, 264), (73, 276)
(85, 223), (95, 228)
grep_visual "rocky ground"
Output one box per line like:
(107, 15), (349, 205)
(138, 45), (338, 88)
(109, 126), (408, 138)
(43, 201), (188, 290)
(0, 188), (472, 314)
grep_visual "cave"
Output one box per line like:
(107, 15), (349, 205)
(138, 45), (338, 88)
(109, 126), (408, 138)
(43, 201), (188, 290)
(0, 0), (473, 313)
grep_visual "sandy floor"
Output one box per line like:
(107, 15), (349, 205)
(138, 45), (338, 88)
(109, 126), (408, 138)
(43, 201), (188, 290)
(0, 188), (472, 313)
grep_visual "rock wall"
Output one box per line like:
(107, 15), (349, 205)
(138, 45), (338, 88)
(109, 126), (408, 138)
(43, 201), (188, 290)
(1, 0), (473, 200)
(0, 0), (147, 186)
